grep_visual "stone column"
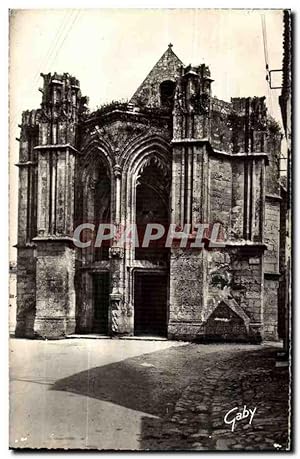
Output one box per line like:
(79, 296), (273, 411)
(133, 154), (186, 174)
(169, 140), (209, 340)
(34, 240), (76, 338)
(15, 111), (39, 338)
(109, 247), (126, 335)
(33, 145), (77, 338)
(113, 164), (121, 224)
(108, 163), (131, 335)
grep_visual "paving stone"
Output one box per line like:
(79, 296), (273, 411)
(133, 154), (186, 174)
(215, 438), (232, 450)
(192, 442), (206, 450)
(139, 346), (290, 451)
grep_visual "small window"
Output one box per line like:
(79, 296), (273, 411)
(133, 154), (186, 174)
(160, 80), (176, 109)
(53, 88), (61, 105)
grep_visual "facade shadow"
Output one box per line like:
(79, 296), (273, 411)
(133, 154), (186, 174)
(50, 345), (282, 450)
(51, 344), (265, 417)
(51, 343), (195, 418)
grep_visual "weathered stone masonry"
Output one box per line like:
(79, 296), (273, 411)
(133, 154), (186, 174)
(15, 45), (282, 341)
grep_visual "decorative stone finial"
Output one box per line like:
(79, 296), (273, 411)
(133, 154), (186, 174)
(113, 164), (122, 178)
(168, 43), (173, 49)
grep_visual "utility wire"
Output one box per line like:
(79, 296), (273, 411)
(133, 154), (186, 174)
(48, 10), (81, 67)
(261, 14), (269, 71)
(12, 10), (75, 128)
(261, 13), (277, 118)
(32, 10), (73, 87)
(261, 14), (286, 174)
(13, 10), (81, 129)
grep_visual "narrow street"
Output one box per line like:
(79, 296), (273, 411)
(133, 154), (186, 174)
(10, 338), (290, 451)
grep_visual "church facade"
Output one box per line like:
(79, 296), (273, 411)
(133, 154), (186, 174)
(15, 46), (283, 341)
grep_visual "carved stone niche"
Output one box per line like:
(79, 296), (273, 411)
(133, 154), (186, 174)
(203, 299), (251, 342)
(109, 247), (124, 259)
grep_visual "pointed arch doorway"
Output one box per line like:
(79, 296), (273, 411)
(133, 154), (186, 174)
(133, 155), (170, 337)
(77, 151), (112, 335)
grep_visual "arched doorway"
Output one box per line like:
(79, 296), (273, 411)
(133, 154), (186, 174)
(134, 156), (170, 336)
(82, 155), (111, 262)
(78, 154), (112, 334)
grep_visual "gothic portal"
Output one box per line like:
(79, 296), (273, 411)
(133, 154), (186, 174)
(15, 46), (283, 341)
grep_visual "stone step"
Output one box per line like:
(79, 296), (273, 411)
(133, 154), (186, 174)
(66, 334), (168, 341)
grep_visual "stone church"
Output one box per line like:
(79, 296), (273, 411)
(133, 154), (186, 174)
(15, 45), (283, 341)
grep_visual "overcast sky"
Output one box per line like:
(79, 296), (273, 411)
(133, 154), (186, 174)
(9, 9), (284, 260)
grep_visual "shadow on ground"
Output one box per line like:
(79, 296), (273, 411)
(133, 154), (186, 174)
(51, 344), (289, 451)
(52, 343), (198, 417)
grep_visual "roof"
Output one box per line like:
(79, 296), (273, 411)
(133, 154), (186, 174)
(130, 44), (184, 108)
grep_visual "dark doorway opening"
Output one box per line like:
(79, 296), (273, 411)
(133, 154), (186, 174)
(134, 272), (168, 337)
(160, 80), (176, 109)
(92, 272), (110, 334)
(135, 157), (170, 261)
(94, 162), (111, 261)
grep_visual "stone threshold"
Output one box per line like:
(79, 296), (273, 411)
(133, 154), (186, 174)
(66, 334), (168, 341)
(66, 334), (111, 340)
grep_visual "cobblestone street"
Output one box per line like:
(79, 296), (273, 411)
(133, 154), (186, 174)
(10, 338), (290, 450)
(139, 344), (290, 451)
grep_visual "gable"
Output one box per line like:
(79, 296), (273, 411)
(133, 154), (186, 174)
(130, 45), (184, 108)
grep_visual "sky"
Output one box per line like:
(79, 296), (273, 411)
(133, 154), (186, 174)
(9, 8), (285, 261)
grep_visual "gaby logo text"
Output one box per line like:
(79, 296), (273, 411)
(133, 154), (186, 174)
(224, 405), (257, 432)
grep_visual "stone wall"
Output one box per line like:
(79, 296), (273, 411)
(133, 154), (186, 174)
(263, 197), (281, 340)
(168, 246), (265, 342)
(229, 251), (263, 324)
(263, 277), (279, 340)
(265, 122), (281, 195)
(169, 249), (205, 323)
(210, 97), (233, 152)
(209, 156), (232, 234)
(262, 119), (281, 340)
(205, 249), (263, 342)
(278, 186), (288, 339)
(34, 242), (76, 338)
(231, 160), (245, 239)
(206, 250), (231, 317)
(15, 247), (36, 337)
(264, 198), (280, 273)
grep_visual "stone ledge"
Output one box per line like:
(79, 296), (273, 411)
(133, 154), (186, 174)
(211, 149), (269, 163)
(225, 241), (267, 251)
(264, 272), (281, 279)
(171, 140), (270, 164)
(171, 138), (209, 145)
(32, 235), (74, 243)
(15, 161), (37, 167)
(14, 242), (36, 249)
(34, 143), (79, 154)
(266, 193), (283, 202)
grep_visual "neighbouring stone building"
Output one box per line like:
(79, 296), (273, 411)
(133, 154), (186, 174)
(15, 45), (283, 341)
(9, 262), (17, 334)
(278, 10), (292, 351)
